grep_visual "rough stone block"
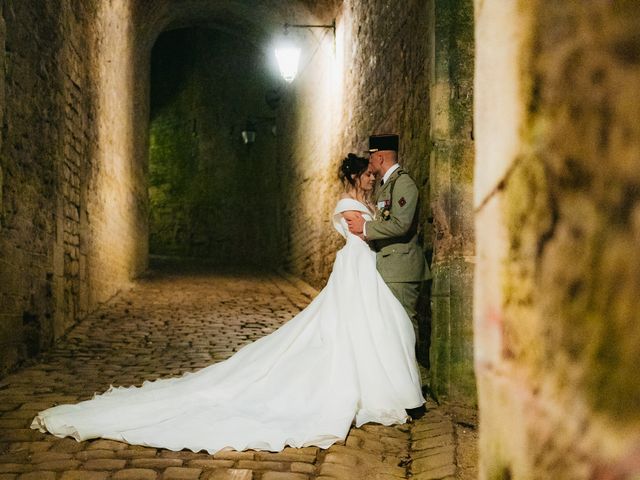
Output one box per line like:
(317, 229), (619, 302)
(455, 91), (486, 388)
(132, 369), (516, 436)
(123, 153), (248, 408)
(255, 451), (316, 463)
(413, 428), (454, 443)
(324, 452), (358, 467)
(115, 449), (157, 459)
(30, 452), (73, 464)
(412, 445), (456, 461)
(112, 469), (158, 480)
(0, 465), (26, 474)
(129, 458), (182, 469)
(412, 463), (456, 479)
(202, 469), (253, 480)
(30, 460), (80, 471)
(290, 462), (314, 474)
(82, 458), (126, 470)
(16, 473), (56, 480)
(412, 451), (455, 473)
(236, 461), (286, 471)
(86, 440), (127, 451)
(186, 459), (234, 469)
(318, 463), (353, 478)
(412, 434), (454, 451)
(74, 450), (116, 461)
(213, 451), (255, 461)
(49, 439), (84, 454)
(60, 471), (109, 480)
(261, 473), (308, 480)
(161, 467), (202, 480)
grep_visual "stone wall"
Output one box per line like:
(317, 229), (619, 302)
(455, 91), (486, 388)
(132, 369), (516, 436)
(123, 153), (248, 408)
(428, 0), (476, 405)
(0, 0), (147, 375)
(475, 1), (640, 478)
(0, 0), (93, 373)
(86, 0), (148, 310)
(148, 28), (279, 265)
(275, 19), (341, 287)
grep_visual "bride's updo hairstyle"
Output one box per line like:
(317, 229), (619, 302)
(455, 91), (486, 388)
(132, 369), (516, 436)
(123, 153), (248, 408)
(339, 153), (369, 188)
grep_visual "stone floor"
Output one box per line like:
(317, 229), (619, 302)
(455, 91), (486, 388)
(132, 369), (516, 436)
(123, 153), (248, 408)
(0, 264), (477, 480)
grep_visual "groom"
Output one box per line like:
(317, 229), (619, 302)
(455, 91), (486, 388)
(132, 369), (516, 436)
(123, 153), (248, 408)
(346, 133), (431, 418)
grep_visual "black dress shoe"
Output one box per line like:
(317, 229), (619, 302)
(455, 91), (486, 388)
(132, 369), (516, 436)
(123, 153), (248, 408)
(406, 404), (427, 420)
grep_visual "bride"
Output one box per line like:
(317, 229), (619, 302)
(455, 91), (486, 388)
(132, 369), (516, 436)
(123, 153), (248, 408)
(31, 153), (425, 454)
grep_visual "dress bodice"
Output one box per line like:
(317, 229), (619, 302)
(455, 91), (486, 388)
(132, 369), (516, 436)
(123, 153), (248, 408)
(332, 198), (374, 239)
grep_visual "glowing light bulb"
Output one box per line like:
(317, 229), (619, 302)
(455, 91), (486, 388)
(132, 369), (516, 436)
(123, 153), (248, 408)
(275, 45), (301, 83)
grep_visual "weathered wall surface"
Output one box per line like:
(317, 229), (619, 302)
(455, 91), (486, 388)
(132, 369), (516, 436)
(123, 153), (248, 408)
(475, 1), (640, 478)
(148, 28), (279, 265)
(275, 27), (341, 287)
(0, 0), (147, 375)
(86, 0), (148, 310)
(428, 0), (476, 406)
(0, 0), (95, 373)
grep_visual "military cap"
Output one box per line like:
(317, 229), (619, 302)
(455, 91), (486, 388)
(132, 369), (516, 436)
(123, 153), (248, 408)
(367, 133), (399, 153)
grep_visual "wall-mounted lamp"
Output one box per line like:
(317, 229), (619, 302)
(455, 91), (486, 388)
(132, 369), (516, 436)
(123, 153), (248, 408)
(275, 42), (300, 83)
(241, 122), (256, 144)
(240, 117), (276, 145)
(275, 21), (335, 83)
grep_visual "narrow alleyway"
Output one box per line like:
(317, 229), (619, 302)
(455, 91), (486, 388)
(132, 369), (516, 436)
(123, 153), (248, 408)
(0, 265), (476, 480)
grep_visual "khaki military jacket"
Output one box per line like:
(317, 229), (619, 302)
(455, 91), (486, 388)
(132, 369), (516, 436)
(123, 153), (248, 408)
(365, 167), (432, 283)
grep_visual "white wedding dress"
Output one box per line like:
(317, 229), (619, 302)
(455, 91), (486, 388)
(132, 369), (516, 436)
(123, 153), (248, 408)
(31, 198), (424, 453)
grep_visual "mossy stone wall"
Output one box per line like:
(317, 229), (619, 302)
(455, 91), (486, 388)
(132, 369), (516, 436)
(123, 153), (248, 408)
(475, 1), (640, 478)
(149, 28), (280, 266)
(428, 0), (476, 406)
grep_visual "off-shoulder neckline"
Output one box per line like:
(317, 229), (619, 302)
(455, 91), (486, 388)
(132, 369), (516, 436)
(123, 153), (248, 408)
(335, 197), (374, 215)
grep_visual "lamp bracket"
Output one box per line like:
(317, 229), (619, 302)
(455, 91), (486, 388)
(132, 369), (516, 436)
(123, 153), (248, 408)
(284, 20), (336, 35)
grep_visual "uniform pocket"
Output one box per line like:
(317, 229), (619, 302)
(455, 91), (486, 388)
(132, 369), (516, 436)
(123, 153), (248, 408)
(380, 243), (411, 257)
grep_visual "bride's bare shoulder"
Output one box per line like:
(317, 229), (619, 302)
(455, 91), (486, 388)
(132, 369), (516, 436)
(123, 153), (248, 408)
(339, 192), (351, 200)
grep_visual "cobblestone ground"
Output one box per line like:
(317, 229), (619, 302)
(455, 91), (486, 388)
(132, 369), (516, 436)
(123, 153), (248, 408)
(0, 265), (476, 480)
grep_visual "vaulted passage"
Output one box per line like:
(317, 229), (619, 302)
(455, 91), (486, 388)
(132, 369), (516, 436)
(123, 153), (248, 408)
(1, 1), (639, 479)
(148, 28), (280, 265)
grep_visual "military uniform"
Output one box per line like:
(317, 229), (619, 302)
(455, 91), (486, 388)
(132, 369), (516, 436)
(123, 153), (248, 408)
(363, 133), (430, 344)
(365, 166), (431, 337)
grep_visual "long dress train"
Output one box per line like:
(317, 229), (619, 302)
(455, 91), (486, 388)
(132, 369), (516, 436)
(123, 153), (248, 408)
(31, 198), (424, 454)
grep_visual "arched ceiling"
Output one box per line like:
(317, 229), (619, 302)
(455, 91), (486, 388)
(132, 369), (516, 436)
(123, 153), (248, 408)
(134, 0), (341, 54)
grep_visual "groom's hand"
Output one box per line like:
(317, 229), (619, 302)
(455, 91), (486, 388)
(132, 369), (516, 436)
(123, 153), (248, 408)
(346, 213), (365, 235)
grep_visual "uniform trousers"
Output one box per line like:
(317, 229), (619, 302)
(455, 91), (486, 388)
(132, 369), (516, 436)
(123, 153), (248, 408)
(386, 281), (422, 341)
